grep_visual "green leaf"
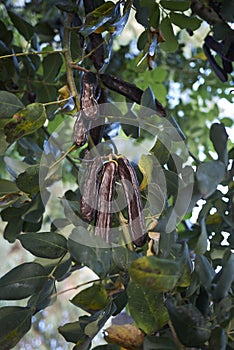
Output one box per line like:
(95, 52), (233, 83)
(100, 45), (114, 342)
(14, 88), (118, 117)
(194, 218), (207, 254)
(127, 281), (168, 334)
(112, 246), (138, 271)
(8, 11), (34, 41)
(208, 327), (226, 350)
(160, 0), (191, 11)
(0, 262), (47, 300)
(147, 183), (166, 216)
(160, 17), (178, 52)
(144, 335), (178, 350)
(138, 154), (154, 190)
(0, 179), (19, 195)
(0, 91), (24, 121)
(212, 252), (234, 302)
(4, 103), (46, 143)
(34, 254), (72, 281)
(71, 284), (108, 313)
(195, 255), (215, 293)
(67, 228), (112, 278)
(210, 123), (228, 166)
(18, 232), (68, 259)
(16, 165), (40, 194)
(58, 320), (89, 344)
(0, 306), (32, 350)
(196, 160), (226, 198)
(27, 279), (57, 314)
(59, 301), (116, 345)
(150, 137), (170, 165)
(141, 86), (156, 110)
(166, 297), (211, 347)
(43, 53), (63, 82)
(129, 255), (180, 291)
(170, 12), (201, 31)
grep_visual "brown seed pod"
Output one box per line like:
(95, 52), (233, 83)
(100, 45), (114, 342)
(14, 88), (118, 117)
(80, 157), (104, 222)
(117, 157), (147, 247)
(94, 161), (117, 243)
(81, 72), (100, 120)
(72, 113), (88, 146)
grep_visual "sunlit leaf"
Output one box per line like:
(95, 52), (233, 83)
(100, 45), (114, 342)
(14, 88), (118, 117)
(0, 262), (47, 300)
(0, 306), (32, 350)
(71, 284), (108, 313)
(4, 103), (46, 143)
(129, 255), (180, 291)
(18, 232), (68, 259)
(127, 282), (169, 334)
(138, 154), (154, 190)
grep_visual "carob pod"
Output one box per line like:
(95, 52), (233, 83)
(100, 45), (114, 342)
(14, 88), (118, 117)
(80, 157), (104, 222)
(94, 161), (117, 243)
(72, 113), (88, 146)
(81, 72), (100, 120)
(117, 157), (147, 247)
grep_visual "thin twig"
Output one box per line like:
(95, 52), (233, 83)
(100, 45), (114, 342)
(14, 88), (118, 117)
(0, 49), (66, 60)
(63, 14), (80, 110)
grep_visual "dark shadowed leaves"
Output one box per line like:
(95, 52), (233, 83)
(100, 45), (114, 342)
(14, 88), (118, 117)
(67, 228), (112, 278)
(18, 232), (68, 259)
(59, 301), (116, 346)
(0, 91), (24, 120)
(27, 279), (57, 314)
(210, 123), (229, 166)
(0, 306), (32, 350)
(16, 165), (40, 194)
(160, 0), (191, 11)
(8, 11), (34, 41)
(0, 262), (47, 300)
(166, 297), (211, 347)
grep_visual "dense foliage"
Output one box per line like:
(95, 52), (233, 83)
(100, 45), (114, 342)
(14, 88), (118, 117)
(0, 1), (233, 349)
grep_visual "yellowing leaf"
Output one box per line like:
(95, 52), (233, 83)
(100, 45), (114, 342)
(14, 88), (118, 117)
(4, 103), (46, 143)
(138, 154), (154, 190)
(104, 324), (144, 349)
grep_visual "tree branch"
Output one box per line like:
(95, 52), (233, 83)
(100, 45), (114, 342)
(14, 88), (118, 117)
(100, 73), (167, 118)
(63, 14), (80, 110)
